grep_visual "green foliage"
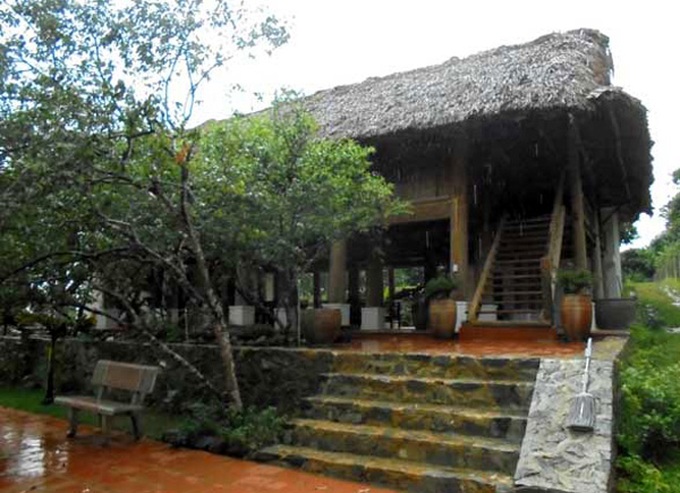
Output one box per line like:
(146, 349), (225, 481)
(423, 275), (458, 300)
(622, 248), (656, 282)
(173, 403), (285, 457)
(557, 269), (593, 294)
(617, 326), (680, 491)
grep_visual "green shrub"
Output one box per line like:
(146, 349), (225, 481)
(619, 361), (680, 461)
(557, 269), (593, 294)
(170, 403), (285, 458)
(423, 275), (458, 300)
(617, 454), (672, 493)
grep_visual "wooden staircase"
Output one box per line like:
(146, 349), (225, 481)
(480, 215), (551, 323)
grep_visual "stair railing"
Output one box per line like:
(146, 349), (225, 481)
(540, 171), (566, 323)
(469, 215), (506, 323)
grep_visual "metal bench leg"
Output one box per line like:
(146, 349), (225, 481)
(100, 415), (111, 445)
(66, 408), (79, 438)
(130, 412), (143, 440)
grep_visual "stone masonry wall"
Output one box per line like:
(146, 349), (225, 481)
(514, 337), (627, 493)
(0, 336), (334, 415)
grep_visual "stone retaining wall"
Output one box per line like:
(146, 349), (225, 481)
(0, 336), (334, 415)
(514, 337), (627, 493)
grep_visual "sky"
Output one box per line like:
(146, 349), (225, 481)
(192, 0), (679, 249)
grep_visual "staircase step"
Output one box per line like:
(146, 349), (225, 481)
(257, 444), (514, 493)
(321, 373), (534, 410)
(331, 352), (539, 381)
(287, 419), (520, 475)
(304, 396), (528, 442)
(492, 274), (541, 280)
(491, 290), (543, 297)
(496, 258), (542, 265)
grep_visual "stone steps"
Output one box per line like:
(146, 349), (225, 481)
(256, 351), (538, 492)
(257, 444), (514, 493)
(286, 418), (520, 475)
(303, 395), (528, 442)
(321, 372), (534, 411)
(331, 352), (540, 381)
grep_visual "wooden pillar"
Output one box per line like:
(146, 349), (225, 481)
(348, 266), (361, 325)
(450, 140), (470, 297)
(568, 117), (588, 271)
(592, 210), (605, 299)
(387, 267), (395, 301)
(328, 240), (347, 303)
(312, 271), (321, 308)
(366, 250), (384, 307)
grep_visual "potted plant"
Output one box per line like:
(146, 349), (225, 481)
(557, 269), (593, 341)
(424, 275), (458, 339)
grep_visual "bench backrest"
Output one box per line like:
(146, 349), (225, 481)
(92, 360), (160, 404)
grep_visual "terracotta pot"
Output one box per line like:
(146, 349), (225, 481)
(301, 308), (341, 345)
(560, 294), (593, 341)
(595, 298), (636, 330)
(428, 299), (457, 339)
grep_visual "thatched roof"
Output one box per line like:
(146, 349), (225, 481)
(302, 29), (622, 140)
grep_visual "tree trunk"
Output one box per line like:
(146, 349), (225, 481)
(42, 334), (57, 405)
(180, 162), (243, 410)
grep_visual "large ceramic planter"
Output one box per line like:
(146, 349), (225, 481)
(428, 299), (457, 339)
(595, 298), (637, 330)
(560, 294), (593, 341)
(301, 308), (341, 345)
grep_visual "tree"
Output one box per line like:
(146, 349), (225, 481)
(197, 105), (405, 334)
(0, 0), (288, 410)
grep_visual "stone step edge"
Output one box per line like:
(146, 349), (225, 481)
(290, 418), (520, 452)
(304, 395), (530, 419)
(256, 444), (514, 489)
(321, 372), (535, 387)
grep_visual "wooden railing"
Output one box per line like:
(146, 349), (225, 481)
(468, 216), (506, 323)
(540, 171), (566, 323)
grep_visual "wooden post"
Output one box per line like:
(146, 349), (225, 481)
(328, 240), (347, 303)
(387, 267), (395, 301)
(450, 140), (469, 297)
(568, 117), (588, 271)
(366, 249), (384, 307)
(592, 210), (605, 299)
(312, 271), (321, 308)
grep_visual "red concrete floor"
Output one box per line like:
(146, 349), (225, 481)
(0, 408), (398, 493)
(337, 333), (585, 357)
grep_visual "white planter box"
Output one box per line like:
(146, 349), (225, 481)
(229, 305), (255, 326)
(478, 303), (498, 322)
(361, 307), (386, 331)
(274, 307), (288, 328)
(322, 303), (350, 326)
(455, 301), (469, 333)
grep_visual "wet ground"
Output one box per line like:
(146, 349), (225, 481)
(0, 408), (398, 493)
(338, 333), (584, 357)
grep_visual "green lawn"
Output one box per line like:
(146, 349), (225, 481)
(0, 387), (183, 440)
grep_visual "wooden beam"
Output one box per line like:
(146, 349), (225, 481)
(469, 216), (505, 323)
(366, 249), (384, 307)
(450, 141), (470, 297)
(388, 196), (452, 225)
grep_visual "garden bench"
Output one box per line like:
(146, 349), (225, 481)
(54, 360), (160, 440)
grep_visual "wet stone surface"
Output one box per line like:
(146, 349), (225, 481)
(0, 407), (398, 493)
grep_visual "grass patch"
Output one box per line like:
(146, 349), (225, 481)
(625, 279), (680, 328)
(0, 387), (182, 440)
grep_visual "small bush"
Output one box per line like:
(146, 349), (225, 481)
(423, 275), (458, 300)
(167, 402), (285, 458)
(619, 361), (680, 461)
